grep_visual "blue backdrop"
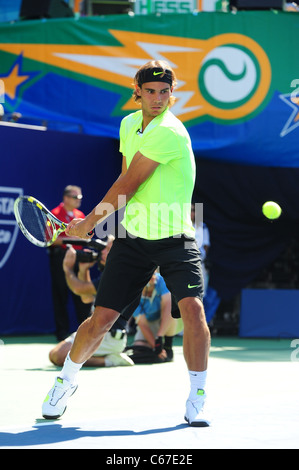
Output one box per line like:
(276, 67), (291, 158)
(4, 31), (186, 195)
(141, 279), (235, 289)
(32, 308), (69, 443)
(0, 123), (121, 334)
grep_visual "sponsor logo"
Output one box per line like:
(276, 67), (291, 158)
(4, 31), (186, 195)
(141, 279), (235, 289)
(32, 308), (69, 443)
(0, 186), (23, 269)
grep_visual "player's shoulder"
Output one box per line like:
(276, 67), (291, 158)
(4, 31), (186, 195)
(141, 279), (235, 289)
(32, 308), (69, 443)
(120, 110), (142, 139)
(121, 110), (142, 127)
(154, 109), (187, 136)
(163, 109), (188, 132)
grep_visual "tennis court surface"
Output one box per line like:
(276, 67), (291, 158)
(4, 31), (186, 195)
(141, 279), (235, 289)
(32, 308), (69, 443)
(1, 335), (298, 450)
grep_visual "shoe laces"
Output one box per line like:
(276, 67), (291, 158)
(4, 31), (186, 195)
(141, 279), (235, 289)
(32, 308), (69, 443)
(189, 394), (205, 413)
(50, 378), (69, 401)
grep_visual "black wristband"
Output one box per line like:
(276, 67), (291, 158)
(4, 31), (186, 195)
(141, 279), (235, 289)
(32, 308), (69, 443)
(154, 336), (163, 355)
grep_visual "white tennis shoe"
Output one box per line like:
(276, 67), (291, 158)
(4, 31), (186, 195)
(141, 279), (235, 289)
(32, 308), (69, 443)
(42, 377), (78, 419)
(184, 390), (211, 427)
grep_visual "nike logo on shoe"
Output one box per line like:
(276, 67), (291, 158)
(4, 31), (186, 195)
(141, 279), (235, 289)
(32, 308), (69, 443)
(188, 284), (200, 288)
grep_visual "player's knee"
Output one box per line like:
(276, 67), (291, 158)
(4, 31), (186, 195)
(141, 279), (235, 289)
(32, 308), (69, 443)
(88, 307), (118, 338)
(179, 297), (206, 327)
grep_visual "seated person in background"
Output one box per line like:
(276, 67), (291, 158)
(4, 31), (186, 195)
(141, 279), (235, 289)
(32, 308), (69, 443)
(49, 235), (134, 368)
(126, 271), (183, 364)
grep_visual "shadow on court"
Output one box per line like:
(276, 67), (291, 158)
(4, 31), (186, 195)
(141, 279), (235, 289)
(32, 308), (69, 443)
(0, 422), (188, 448)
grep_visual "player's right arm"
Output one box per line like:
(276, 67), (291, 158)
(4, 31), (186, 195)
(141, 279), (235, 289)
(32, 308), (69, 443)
(65, 152), (159, 238)
(121, 154), (127, 175)
(65, 155), (128, 237)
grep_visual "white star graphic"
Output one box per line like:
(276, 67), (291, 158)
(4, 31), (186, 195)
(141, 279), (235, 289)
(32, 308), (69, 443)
(279, 92), (299, 137)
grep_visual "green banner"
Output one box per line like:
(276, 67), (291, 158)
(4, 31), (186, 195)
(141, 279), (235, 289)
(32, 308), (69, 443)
(0, 11), (298, 165)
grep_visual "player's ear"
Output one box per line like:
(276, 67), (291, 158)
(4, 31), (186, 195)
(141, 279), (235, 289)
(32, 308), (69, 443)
(135, 85), (141, 97)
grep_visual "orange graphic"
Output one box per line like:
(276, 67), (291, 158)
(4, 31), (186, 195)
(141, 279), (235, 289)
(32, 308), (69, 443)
(0, 30), (271, 122)
(3, 59), (31, 100)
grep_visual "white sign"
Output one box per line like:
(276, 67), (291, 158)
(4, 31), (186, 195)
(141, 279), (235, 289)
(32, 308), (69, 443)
(0, 186), (23, 269)
(134, 0), (196, 14)
(134, 0), (225, 14)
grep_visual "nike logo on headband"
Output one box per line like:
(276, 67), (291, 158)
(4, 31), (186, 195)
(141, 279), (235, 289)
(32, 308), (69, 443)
(153, 71), (163, 76)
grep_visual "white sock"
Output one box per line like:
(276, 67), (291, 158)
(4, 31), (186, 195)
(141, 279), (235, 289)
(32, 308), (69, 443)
(59, 352), (84, 383)
(188, 370), (207, 401)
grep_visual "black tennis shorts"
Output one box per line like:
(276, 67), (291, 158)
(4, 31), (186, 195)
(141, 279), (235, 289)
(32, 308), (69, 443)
(95, 228), (204, 320)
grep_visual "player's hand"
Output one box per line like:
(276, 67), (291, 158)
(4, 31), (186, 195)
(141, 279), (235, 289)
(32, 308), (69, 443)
(65, 218), (94, 239)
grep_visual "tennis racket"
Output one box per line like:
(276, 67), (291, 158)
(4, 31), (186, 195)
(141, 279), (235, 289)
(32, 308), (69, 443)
(14, 195), (93, 248)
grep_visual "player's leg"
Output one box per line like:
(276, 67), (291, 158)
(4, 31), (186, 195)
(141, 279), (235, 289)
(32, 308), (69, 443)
(178, 296), (210, 372)
(42, 306), (119, 419)
(69, 306), (120, 364)
(42, 230), (155, 419)
(158, 236), (211, 426)
(179, 296), (211, 427)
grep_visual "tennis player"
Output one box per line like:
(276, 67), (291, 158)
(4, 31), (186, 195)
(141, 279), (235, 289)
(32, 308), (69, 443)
(42, 60), (211, 426)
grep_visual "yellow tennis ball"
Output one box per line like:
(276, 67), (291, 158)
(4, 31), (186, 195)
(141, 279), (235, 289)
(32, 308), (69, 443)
(262, 201), (281, 220)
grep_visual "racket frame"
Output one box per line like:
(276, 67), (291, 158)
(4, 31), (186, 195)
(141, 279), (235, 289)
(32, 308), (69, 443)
(14, 195), (67, 248)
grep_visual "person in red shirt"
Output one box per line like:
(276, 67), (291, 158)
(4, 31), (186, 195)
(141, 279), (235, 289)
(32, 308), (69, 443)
(49, 185), (93, 341)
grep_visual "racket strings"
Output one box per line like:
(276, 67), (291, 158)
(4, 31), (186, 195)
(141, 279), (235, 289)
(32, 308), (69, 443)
(18, 199), (54, 244)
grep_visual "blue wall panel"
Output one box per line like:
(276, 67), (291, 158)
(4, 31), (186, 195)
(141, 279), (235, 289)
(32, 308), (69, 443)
(0, 123), (121, 334)
(240, 289), (299, 338)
